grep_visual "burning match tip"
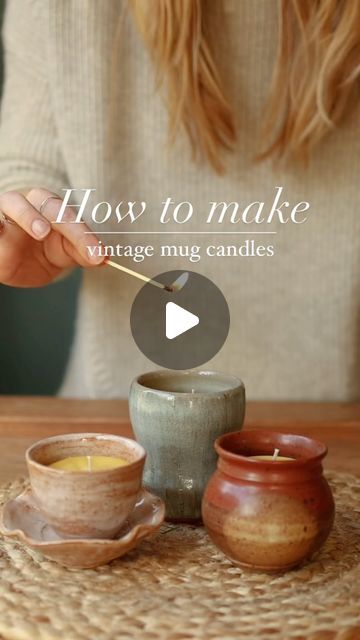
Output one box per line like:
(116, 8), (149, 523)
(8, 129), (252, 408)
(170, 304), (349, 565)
(164, 285), (174, 293)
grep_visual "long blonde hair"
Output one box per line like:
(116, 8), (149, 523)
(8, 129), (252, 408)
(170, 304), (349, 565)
(129, 0), (360, 172)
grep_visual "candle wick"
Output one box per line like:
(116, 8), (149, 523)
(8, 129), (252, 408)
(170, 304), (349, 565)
(272, 448), (280, 461)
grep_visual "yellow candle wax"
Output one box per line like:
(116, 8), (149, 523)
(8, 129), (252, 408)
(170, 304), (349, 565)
(49, 455), (128, 471)
(248, 455), (295, 461)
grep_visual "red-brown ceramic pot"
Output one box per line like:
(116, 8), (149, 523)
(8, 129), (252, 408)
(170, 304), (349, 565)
(202, 430), (335, 572)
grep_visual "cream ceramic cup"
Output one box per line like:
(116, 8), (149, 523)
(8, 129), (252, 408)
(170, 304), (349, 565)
(129, 370), (245, 521)
(26, 433), (146, 539)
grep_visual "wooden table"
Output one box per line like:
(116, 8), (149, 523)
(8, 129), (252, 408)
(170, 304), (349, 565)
(0, 397), (359, 483)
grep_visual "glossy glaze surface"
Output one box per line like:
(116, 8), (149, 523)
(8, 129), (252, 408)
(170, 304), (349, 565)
(0, 486), (164, 568)
(202, 430), (335, 572)
(26, 433), (146, 539)
(129, 370), (245, 521)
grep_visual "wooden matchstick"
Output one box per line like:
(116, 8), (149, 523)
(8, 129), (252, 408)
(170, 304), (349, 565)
(106, 259), (173, 292)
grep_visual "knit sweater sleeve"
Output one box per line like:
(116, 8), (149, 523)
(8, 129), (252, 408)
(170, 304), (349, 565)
(0, 0), (68, 195)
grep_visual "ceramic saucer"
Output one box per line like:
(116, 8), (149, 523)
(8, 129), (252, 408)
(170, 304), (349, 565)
(0, 487), (165, 569)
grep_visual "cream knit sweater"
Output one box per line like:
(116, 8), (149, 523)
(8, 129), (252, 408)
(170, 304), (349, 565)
(0, 0), (359, 401)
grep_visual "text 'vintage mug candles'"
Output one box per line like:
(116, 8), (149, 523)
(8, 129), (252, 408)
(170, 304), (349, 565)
(202, 430), (335, 572)
(26, 434), (146, 539)
(129, 370), (245, 521)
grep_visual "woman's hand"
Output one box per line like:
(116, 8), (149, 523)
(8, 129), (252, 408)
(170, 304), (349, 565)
(0, 188), (103, 287)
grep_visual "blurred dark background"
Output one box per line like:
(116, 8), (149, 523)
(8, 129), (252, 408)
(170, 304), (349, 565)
(0, 0), (80, 395)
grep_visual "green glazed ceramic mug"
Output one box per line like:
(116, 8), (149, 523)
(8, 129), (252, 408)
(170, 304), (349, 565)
(129, 370), (245, 521)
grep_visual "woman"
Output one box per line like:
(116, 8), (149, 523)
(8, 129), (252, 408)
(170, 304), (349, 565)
(0, 0), (359, 400)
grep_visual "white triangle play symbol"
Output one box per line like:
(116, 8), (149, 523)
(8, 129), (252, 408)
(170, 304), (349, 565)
(166, 302), (199, 340)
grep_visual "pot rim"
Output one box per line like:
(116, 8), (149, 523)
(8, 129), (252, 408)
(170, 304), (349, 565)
(132, 370), (245, 397)
(215, 429), (327, 467)
(26, 433), (146, 477)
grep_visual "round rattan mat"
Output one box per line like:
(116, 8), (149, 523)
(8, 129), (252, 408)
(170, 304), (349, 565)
(0, 473), (359, 640)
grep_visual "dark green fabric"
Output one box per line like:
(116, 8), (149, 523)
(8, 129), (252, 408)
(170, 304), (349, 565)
(0, 0), (80, 395)
(0, 273), (81, 395)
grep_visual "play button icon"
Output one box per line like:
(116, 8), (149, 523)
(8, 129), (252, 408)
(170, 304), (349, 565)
(130, 270), (230, 370)
(166, 302), (199, 340)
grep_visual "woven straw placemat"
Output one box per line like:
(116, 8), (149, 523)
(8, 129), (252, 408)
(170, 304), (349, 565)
(0, 472), (359, 640)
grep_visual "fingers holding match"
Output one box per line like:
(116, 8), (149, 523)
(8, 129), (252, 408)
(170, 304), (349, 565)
(0, 191), (52, 240)
(26, 188), (103, 265)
